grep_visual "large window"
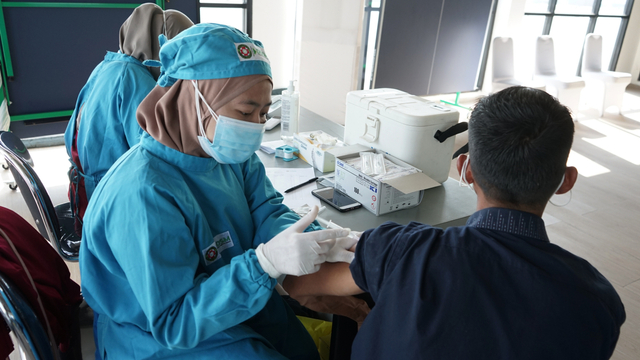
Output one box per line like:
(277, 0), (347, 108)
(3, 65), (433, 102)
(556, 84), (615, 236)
(523, 0), (634, 76)
(199, 0), (252, 36)
(359, 0), (495, 94)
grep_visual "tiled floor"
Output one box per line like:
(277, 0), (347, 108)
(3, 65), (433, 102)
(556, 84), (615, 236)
(3, 86), (640, 359)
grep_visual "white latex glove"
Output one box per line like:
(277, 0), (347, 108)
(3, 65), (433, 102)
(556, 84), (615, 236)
(256, 206), (350, 278)
(325, 231), (363, 263)
(349, 231), (363, 241)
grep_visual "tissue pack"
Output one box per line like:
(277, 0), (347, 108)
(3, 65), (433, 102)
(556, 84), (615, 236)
(293, 131), (345, 172)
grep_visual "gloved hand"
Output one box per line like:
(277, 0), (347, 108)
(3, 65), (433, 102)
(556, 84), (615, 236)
(326, 231), (362, 263)
(256, 206), (350, 278)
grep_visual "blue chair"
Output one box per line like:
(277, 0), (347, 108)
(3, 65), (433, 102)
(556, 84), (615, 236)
(0, 272), (58, 360)
(0, 131), (80, 261)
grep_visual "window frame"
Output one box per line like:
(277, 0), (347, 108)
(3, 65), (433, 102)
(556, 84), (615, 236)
(524, 0), (634, 74)
(357, 1), (384, 90)
(198, 0), (253, 37)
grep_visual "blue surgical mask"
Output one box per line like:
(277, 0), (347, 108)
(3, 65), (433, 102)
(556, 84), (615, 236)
(192, 80), (265, 164)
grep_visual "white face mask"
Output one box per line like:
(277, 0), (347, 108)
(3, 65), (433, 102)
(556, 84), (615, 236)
(459, 155), (474, 190)
(554, 173), (565, 194)
(192, 80), (265, 164)
(549, 172), (572, 207)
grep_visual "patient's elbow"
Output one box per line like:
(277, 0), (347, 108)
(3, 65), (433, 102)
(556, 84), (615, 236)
(282, 275), (302, 298)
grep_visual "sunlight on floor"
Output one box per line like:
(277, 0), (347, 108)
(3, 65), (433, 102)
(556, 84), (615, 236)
(619, 91), (640, 133)
(623, 110), (640, 121)
(622, 91), (640, 112)
(621, 112), (640, 137)
(580, 119), (640, 165)
(567, 150), (610, 177)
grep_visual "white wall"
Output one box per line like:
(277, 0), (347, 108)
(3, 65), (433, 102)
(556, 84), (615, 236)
(253, 0), (298, 90)
(298, 0), (365, 124)
(254, 0), (364, 123)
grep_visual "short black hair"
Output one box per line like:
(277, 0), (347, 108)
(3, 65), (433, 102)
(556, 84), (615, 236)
(469, 86), (574, 208)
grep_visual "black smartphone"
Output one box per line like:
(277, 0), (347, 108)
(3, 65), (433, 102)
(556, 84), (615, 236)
(311, 187), (362, 212)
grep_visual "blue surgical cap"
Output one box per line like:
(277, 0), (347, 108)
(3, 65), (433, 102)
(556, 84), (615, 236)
(156, 23), (271, 87)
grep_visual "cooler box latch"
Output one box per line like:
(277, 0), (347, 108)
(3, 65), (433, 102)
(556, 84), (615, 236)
(360, 115), (380, 143)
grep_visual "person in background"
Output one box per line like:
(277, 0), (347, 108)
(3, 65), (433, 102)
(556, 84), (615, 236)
(79, 23), (353, 359)
(283, 86), (626, 360)
(64, 3), (193, 234)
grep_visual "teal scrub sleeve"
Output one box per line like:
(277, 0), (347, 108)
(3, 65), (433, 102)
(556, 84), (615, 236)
(119, 64), (155, 147)
(106, 186), (276, 350)
(239, 155), (322, 249)
(64, 63), (101, 158)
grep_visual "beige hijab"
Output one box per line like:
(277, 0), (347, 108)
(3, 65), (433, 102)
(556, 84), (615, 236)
(137, 75), (273, 158)
(119, 4), (193, 78)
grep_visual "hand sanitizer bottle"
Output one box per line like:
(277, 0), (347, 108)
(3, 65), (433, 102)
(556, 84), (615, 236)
(280, 80), (300, 144)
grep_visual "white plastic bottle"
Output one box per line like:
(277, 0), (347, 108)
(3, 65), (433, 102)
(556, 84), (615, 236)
(280, 80), (300, 144)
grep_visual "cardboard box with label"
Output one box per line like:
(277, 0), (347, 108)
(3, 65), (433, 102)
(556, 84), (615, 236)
(330, 145), (441, 216)
(293, 131), (346, 173)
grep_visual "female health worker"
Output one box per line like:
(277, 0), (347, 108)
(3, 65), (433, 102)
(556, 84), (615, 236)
(79, 23), (352, 359)
(64, 3), (193, 232)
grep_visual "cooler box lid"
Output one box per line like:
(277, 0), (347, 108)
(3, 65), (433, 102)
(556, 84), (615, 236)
(346, 88), (457, 127)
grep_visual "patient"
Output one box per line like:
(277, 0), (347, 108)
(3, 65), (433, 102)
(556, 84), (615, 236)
(284, 86), (626, 360)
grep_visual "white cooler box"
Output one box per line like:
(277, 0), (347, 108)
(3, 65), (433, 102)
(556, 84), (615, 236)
(344, 88), (462, 184)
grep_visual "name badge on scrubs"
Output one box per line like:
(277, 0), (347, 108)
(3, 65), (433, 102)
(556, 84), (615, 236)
(202, 231), (235, 265)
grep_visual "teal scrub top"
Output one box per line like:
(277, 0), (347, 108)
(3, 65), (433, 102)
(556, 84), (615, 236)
(80, 132), (320, 359)
(64, 51), (156, 199)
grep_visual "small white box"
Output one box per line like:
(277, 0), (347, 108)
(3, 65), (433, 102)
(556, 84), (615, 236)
(344, 88), (461, 184)
(331, 145), (440, 216)
(293, 131), (346, 173)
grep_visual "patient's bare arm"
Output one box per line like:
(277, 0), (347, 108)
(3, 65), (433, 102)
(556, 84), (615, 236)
(283, 262), (364, 298)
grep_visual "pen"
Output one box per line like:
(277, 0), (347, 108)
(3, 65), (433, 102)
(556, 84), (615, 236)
(284, 177), (318, 194)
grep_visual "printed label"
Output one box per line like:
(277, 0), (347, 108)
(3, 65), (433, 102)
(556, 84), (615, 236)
(202, 231), (234, 266)
(235, 42), (270, 64)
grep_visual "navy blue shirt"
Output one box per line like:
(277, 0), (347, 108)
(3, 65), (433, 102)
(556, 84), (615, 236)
(350, 208), (625, 360)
